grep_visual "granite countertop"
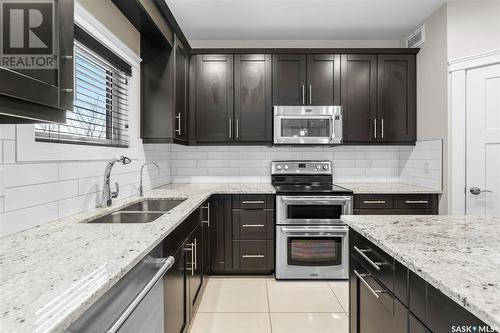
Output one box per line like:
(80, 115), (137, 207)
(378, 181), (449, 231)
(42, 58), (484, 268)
(0, 182), (440, 332)
(0, 183), (275, 333)
(342, 215), (500, 329)
(337, 182), (442, 194)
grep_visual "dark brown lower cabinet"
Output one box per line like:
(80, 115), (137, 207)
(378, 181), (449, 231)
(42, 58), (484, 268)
(164, 246), (187, 333)
(210, 195), (233, 273)
(350, 228), (495, 333)
(187, 224), (203, 321)
(353, 193), (439, 215)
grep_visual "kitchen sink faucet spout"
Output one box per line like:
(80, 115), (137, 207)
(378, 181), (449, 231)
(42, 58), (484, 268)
(139, 162), (160, 196)
(101, 155), (132, 207)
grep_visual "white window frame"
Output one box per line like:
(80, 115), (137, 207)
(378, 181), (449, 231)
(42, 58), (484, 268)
(15, 1), (142, 162)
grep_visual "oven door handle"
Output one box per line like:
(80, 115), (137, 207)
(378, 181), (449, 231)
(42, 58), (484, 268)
(281, 227), (348, 233)
(280, 196), (352, 205)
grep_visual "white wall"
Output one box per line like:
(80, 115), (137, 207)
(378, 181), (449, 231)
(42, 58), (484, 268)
(402, 4), (449, 213)
(447, 0), (500, 60)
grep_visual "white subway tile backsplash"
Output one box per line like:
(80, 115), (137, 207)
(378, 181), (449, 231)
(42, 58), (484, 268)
(4, 180), (78, 211)
(3, 140), (16, 163)
(0, 202), (58, 237)
(3, 163), (59, 188)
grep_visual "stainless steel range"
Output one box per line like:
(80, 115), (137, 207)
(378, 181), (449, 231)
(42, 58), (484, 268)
(272, 160), (352, 280)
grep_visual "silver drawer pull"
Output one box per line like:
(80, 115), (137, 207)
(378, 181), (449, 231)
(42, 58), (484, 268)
(106, 256), (175, 333)
(353, 270), (387, 300)
(242, 224), (265, 228)
(61, 88), (73, 93)
(242, 254), (264, 258)
(202, 204), (210, 226)
(242, 200), (265, 204)
(353, 246), (383, 271)
(405, 200), (428, 204)
(363, 200), (386, 204)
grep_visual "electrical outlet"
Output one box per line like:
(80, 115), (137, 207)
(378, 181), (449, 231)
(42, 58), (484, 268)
(424, 162), (430, 174)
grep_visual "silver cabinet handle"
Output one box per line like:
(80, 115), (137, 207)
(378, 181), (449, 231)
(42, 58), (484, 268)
(470, 187), (493, 195)
(363, 200), (386, 204)
(175, 113), (181, 135)
(61, 88), (73, 93)
(353, 270), (386, 300)
(61, 55), (73, 60)
(106, 256), (175, 333)
(184, 243), (194, 276)
(236, 118), (239, 139)
(405, 200), (428, 204)
(229, 118), (232, 139)
(193, 238), (197, 270)
(353, 246), (383, 271)
(202, 204), (210, 226)
(301, 85), (305, 105)
(309, 84), (312, 105)
(242, 254), (264, 258)
(381, 118), (384, 139)
(242, 224), (265, 228)
(373, 119), (377, 139)
(242, 200), (265, 204)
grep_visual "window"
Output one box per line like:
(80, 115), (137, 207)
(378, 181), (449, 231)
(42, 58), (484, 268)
(35, 27), (131, 147)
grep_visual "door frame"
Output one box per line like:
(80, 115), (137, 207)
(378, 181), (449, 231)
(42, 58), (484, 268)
(448, 49), (500, 214)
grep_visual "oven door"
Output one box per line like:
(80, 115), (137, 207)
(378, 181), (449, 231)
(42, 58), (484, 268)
(276, 196), (352, 225)
(276, 225), (349, 279)
(274, 115), (334, 144)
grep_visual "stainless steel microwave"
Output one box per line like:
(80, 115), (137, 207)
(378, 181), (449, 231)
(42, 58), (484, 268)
(273, 106), (343, 145)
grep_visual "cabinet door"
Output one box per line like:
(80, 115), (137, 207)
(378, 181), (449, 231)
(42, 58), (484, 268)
(0, 0), (73, 120)
(306, 54), (340, 105)
(210, 195), (233, 272)
(165, 246), (187, 333)
(377, 54), (416, 143)
(201, 200), (211, 277)
(272, 54), (306, 105)
(187, 225), (203, 321)
(234, 54), (272, 142)
(174, 38), (188, 141)
(196, 54), (233, 142)
(341, 54), (377, 143)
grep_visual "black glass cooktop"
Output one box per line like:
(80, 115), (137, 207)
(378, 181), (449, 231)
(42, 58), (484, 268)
(273, 183), (353, 195)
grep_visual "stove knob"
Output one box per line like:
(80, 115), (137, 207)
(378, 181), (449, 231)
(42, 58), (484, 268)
(315, 165), (321, 170)
(323, 165), (328, 170)
(276, 165), (282, 170)
(284, 165), (289, 170)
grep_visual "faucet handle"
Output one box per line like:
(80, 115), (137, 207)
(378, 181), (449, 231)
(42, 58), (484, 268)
(111, 182), (120, 199)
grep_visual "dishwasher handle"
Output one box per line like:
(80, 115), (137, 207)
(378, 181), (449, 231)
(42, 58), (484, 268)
(106, 256), (175, 333)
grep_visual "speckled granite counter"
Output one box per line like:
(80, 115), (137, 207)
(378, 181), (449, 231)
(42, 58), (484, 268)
(337, 182), (442, 194)
(0, 183), (274, 333)
(341, 215), (500, 329)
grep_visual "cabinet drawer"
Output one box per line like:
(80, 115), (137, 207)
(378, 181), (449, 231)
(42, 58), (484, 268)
(233, 194), (270, 210)
(233, 210), (273, 240)
(232, 240), (273, 271)
(354, 194), (394, 209)
(352, 232), (394, 292)
(394, 194), (437, 210)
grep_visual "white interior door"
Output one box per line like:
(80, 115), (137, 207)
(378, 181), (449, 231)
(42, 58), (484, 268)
(466, 63), (500, 215)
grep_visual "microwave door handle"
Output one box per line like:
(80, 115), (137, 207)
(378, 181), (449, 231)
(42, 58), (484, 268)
(330, 116), (335, 142)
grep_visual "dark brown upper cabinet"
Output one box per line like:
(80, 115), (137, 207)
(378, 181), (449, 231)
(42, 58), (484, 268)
(342, 53), (416, 145)
(306, 54), (341, 105)
(195, 54), (234, 143)
(234, 54), (272, 143)
(272, 54), (307, 105)
(272, 53), (340, 106)
(173, 36), (188, 143)
(377, 54), (416, 144)
(341, 54), (377, 143)
(0, 0), (73, 124)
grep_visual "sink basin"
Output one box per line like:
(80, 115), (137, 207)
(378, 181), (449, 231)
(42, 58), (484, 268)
(120, 198), (186, 212)
(87, 211), (165, 224)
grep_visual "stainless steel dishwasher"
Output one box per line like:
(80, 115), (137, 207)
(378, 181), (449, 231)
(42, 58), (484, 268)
(68, 245), (174, 333)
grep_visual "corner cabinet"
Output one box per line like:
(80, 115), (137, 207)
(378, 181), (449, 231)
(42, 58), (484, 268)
(342, 53), (416, 145)
(0, 0), (73, 123)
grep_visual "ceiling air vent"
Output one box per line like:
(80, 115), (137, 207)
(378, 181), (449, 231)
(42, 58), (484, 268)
(405, 25), (425, 48)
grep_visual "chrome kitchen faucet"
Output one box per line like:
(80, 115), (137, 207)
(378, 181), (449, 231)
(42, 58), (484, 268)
(101, 155), (132, 207)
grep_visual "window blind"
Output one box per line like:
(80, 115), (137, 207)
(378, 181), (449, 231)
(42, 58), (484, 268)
(35, 41), (130, 147)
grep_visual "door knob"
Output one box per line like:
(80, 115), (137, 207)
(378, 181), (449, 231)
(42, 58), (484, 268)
(470, 187), (493, 195)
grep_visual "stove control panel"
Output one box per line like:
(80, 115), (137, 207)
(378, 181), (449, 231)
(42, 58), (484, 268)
(271, 161), (332, 175)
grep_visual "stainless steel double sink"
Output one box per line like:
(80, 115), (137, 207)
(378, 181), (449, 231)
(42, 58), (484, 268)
(86, 198), (186, 224)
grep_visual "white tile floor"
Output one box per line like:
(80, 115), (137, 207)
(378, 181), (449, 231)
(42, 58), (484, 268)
(190, 276), (349, 333)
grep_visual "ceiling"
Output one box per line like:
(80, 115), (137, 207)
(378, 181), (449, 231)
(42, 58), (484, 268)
(166, 0), (447, 45)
